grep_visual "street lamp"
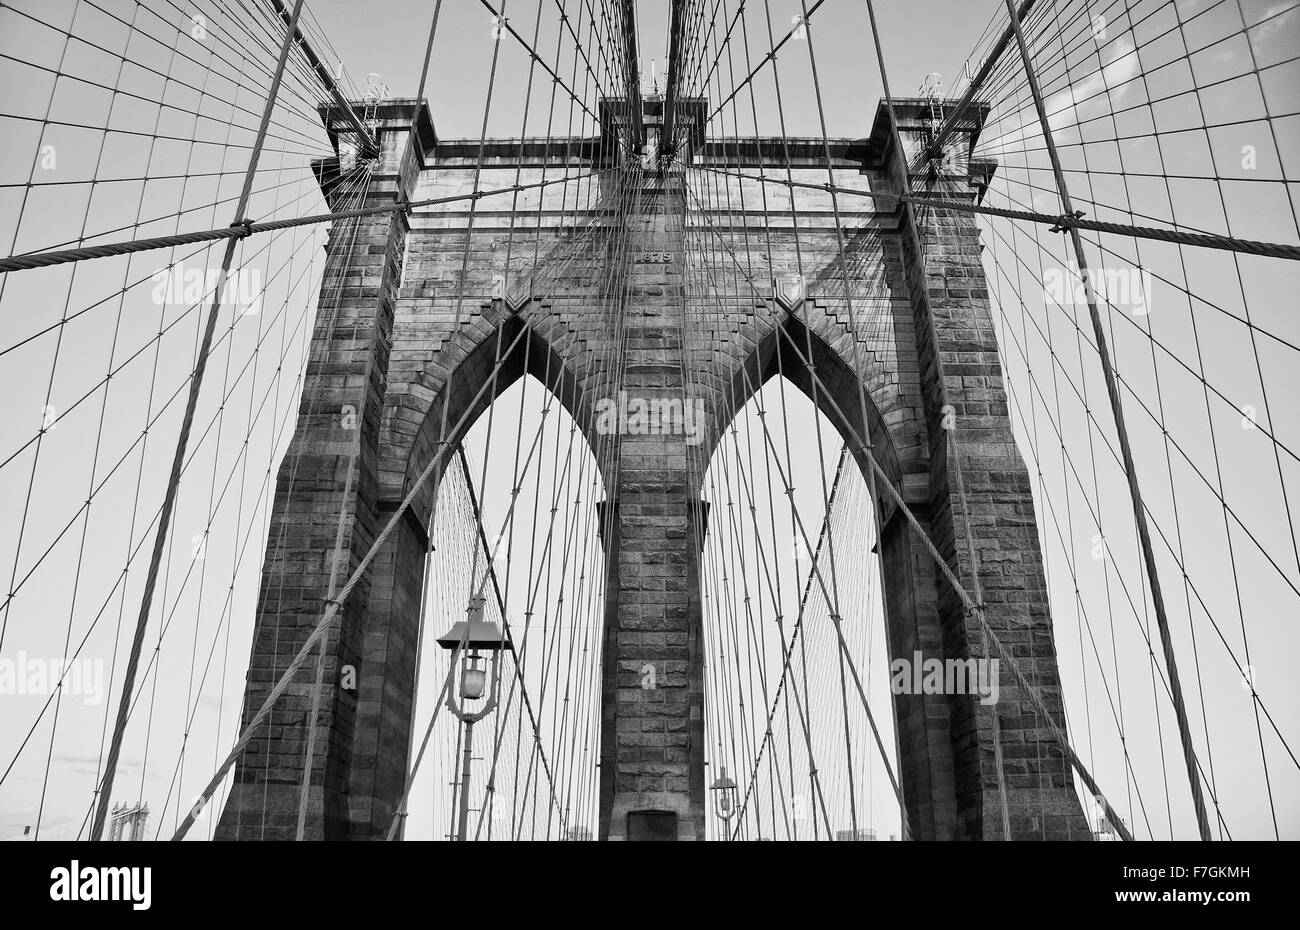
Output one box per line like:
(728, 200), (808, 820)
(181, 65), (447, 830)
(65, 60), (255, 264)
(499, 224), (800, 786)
(437, 595), (512, 842)
(710, 767), (738, 840)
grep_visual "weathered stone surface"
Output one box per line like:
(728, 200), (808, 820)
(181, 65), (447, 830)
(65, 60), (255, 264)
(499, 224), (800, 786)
(217, 97), (1090, 841)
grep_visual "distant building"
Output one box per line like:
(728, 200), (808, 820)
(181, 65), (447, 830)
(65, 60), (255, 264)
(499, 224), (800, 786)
(1094, 812), (1126, 841)
(566, 825), (593, 841)
(108, 802), (150, 841)
(835, 828), (878, 841)
(1093, 797), (1127, 841)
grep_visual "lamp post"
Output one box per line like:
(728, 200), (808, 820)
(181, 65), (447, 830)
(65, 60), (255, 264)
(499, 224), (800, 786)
(710, 767), (738, 840)
(437, 595), (512, 842)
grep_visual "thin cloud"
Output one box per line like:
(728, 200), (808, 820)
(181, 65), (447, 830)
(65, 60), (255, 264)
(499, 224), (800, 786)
(982, 35), (1140, 155)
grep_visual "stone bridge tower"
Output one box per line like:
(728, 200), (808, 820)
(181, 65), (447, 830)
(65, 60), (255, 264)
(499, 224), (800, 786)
(215, 95), (1091, 842)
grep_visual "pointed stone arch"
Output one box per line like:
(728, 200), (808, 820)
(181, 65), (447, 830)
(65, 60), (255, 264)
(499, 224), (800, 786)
(697, 304), (968, 838)
(348, 299), (612, 839)
(703, 305), (916, 501)
(380, 298), (610, 538)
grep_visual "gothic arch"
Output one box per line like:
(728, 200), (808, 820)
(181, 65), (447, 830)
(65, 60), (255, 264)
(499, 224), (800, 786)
(702, 305), (918, 509)
(696, 305), (969, 839)
(378, 299), (610, 536)
(352, 300), (611, 838)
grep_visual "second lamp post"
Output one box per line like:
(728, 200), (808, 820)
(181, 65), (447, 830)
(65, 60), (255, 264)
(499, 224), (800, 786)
(437, 594), (513, 842)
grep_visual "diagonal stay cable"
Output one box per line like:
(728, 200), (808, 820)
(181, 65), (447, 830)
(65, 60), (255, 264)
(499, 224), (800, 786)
(90, 0), (310, 841)
(0, 168), (616, 274)
(694, 166), (1300, 262)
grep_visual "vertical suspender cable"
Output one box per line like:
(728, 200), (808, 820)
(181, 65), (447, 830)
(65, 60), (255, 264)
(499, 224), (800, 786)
(1000, 0), (1211, 842)
(91, 0), (310, 841)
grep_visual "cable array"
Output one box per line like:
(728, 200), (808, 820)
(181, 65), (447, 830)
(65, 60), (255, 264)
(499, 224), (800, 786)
(0, 0), (1295, 843)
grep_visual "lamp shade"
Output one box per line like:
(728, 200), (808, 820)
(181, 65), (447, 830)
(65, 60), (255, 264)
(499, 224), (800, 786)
(436, 597), (513, 652)
(710, 768), (738, 819)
